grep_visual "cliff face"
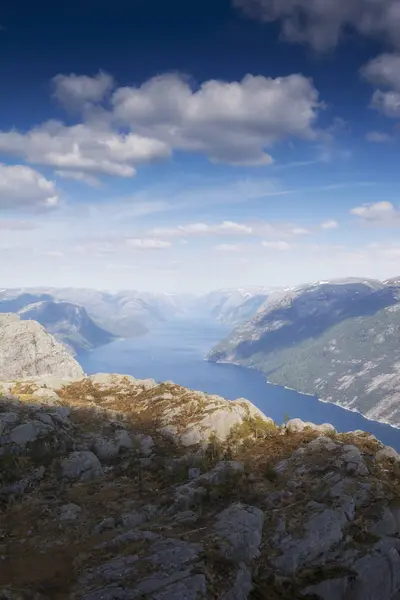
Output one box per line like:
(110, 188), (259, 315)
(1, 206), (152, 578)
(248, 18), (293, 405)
(0, 313), (84, 380)
(1, 373), (400, 599)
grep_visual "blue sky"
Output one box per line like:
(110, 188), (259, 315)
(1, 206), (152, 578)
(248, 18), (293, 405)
(2, 0), (400, 292)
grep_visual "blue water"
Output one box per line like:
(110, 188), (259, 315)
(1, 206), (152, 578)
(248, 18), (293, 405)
(78, 318), (400, 451)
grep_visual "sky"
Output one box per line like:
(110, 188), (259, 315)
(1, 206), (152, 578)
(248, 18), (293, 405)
(2, 0), (400, 293)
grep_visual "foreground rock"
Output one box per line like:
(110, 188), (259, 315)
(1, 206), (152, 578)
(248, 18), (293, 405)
(0, 313), (84, 380)
(1, 374), (400, 599)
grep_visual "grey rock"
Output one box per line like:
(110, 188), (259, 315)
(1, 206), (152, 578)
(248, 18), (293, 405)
(286, 418), (336, 434)
(199, 461), (244, 485)
(133, 433), (154, 456)
(213, 503), (264, 564)
(302, 577), (349, 599)
(60, 451), (104, 481)
(31, 388), (61, 405)
(368, 506), (400, 536)
(172, 510), (199, 525)
(345, 539), (400, 600)
(188, 467), (201, 480)
(273, 505), (349, 573)
(151, 574), (207, 599)
(81, 584), (134, 600)
(59, 503), (82, 521)
(105, 529), (160, 549)
(92, 429), (133, 461)
(0, 313), (84, 380)
(329, 478), (372, 508)
(79, 554), (138, 586)
(135, 569), (193, 595)
(92, 517), (116, 535)
(149, 538), (203, 572)
(8, 420), (54, 447)
(222, 565), (253, 599)
(335, 445), (368, 476)
(0, 412), (19, 435)
(119, 509), (147, 528)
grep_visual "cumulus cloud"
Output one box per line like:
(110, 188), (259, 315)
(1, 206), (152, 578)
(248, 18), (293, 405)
(0, 121), (171, 178)
(320, 219), (339, 229)
(52, 71), (115, 110)
(233, 0), (400, 51)
(0, 163), (59, 210)
(361, 53), (400, 118)
(0, 71), (324, 180)
(350, 201), (400, 223)
(111, 73), (322, 166)
(261, 240), (291, 250)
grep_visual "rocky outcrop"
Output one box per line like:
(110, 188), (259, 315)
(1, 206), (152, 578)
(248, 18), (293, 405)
(0, 313), (84, 380)
(1, 374), (400, 599)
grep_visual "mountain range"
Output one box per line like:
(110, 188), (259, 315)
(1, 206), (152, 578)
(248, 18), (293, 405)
(0, 287), (275, 353)
(208, 277), (400, 427)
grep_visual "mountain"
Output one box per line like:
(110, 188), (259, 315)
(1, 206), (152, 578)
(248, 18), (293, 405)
(0, 313), (84, 380)
(208, 277), (400, 427)
(188, 286), (279, 325)
(0, 288), (189, 337)
(0, 287), (277, 337)
(17, 300), (116, 355)
(2, 372), (400, 599)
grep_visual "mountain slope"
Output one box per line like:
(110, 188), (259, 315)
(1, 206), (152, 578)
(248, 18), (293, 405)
(2, 373), (400, 599)
(0, 313), (84, 380)
(17, 300), (116, 354)
(208, 278), (400, 427)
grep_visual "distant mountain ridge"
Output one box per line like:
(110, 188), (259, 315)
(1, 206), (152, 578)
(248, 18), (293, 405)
(0, 286), (278, 340)
(17, 300), (116, 355)
(208, 276), (400, 428)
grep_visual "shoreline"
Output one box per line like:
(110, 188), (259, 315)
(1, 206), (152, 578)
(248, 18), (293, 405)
(208, 357), (400, 433)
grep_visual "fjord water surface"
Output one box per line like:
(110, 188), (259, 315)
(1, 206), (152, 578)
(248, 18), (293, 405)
(78, 318), (400, 451)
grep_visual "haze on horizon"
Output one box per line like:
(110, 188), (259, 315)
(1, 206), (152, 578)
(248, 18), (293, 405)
(2, 0), (400, 293)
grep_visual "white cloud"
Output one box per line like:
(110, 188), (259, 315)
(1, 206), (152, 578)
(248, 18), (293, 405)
(350, 201), (400, 223)
(125, 238), (172, 249)
(320, 219), (339, 229)
(365, 131), (392, 142)
(52, 71), (115, 110)
(261, 240), (291, 250)
(55, 170), (102, 187)
(362, 54), (400, 118)
(0, 122), (171, 178)
(0, 71), (324, 181)
(149, 221), (254, 237)
(233, 0), (400, 51)
(0, 163), (59, 210)
(291, 226), (311, 235)
(111, 73), (323, 166)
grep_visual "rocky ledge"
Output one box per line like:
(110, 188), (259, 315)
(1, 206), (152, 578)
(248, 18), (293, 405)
(1, 374), (400, 599)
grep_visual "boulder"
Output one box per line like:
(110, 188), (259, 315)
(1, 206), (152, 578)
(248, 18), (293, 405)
(60, 451), (104, 482)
